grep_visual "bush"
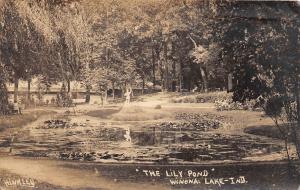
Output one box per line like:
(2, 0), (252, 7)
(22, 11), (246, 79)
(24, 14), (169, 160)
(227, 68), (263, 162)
(183, 97), (196, 103)
(170, 92), (232, 104)
(57, 92), (73, 107)
(195, 92), (232, 103)
(168, 91), (260, 111)
(215, 98), (260, 111)
(264, 95), (285, 117)
(169, 98), (180, 103)
(154, 105), (162, 109)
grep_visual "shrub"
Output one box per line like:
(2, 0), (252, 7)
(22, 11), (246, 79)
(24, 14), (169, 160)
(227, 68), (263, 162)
(154, 105), (162, 109)
(195, 92), (232, 103)
(183, 97), (196, 103)
(170, 92), (232, 104)
(215, 98), (260, 111)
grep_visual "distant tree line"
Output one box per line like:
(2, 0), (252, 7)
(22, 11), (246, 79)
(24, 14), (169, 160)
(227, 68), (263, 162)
(0, 0), (231, 104)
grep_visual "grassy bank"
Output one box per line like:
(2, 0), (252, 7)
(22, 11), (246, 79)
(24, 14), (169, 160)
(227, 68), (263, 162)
(0, 110), (56, 132)
(244, 124), (298, 142)
(86, 108), (121, 119)
(86, 106), (170, 121)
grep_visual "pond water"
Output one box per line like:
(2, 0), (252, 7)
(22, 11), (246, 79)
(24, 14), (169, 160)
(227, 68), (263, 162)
(0, 117), (283, 164)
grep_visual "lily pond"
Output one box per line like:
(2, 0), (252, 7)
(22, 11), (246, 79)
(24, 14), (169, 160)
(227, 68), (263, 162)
(0, 112), (283, 164)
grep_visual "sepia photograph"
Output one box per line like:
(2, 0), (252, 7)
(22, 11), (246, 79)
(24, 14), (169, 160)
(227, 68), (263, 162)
(0, 0), (300, 189)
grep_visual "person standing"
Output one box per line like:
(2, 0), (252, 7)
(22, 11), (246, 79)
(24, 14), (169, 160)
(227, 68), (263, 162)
(124, 88), (132, 104)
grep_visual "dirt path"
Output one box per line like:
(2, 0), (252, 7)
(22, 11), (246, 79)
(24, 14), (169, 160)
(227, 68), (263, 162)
(1, 156), (299, 190)
(0, 156), (168, 190)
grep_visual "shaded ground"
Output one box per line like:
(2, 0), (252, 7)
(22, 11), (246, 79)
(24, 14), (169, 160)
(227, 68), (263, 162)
(87, 108), (122, 119)
(245, 124), (295, 140)
(0, 110), (56, 132)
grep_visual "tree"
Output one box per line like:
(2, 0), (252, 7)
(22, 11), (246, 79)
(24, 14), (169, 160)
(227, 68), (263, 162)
(0, 63), (10, 115)
(221, 1), (300, 159)
(0, 0), (47, 103)
(51, 1), (93, 93)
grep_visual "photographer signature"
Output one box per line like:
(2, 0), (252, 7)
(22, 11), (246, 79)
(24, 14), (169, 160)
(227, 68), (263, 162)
(0, 177), (36, 189)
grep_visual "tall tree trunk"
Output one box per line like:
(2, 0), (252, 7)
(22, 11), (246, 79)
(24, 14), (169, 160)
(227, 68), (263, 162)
(295, 76), (300, 158)
(228, 73), (233, 92)
(122, 82), (126, 98)
(0, 77), (9, 114)
(57, 52), (67, 93)
(179, 60), (183, 92)
(112, 82), (115, 100)
(189, 35), (208, 92)
(200, 67), (208, 93)
(27, 79), (31, 101)
(67, 80), (71, 93)
(165, 65), (169, 92)
(294, 29), (300, 159)
(163, 42), (169, 91)
(100, 93), (104, 107)
(13, 77), (19, 103)
(171, 60), (176, 92)
(160, 61), (164, 91)
(104, 90), (108, 105)
(85, 85), (90, 103)
(172, 61), (176, 80)
(152, 46), (156, 88)
(100, 91), (107, 107)
(142, 77), (145, 95)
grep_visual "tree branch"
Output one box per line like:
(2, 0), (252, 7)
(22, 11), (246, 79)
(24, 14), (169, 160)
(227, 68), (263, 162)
(188, 34), (197, 48)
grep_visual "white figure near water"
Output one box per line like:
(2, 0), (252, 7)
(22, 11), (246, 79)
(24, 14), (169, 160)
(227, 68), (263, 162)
(124, 88), (132, 105)
(124, 127), (132, 143)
